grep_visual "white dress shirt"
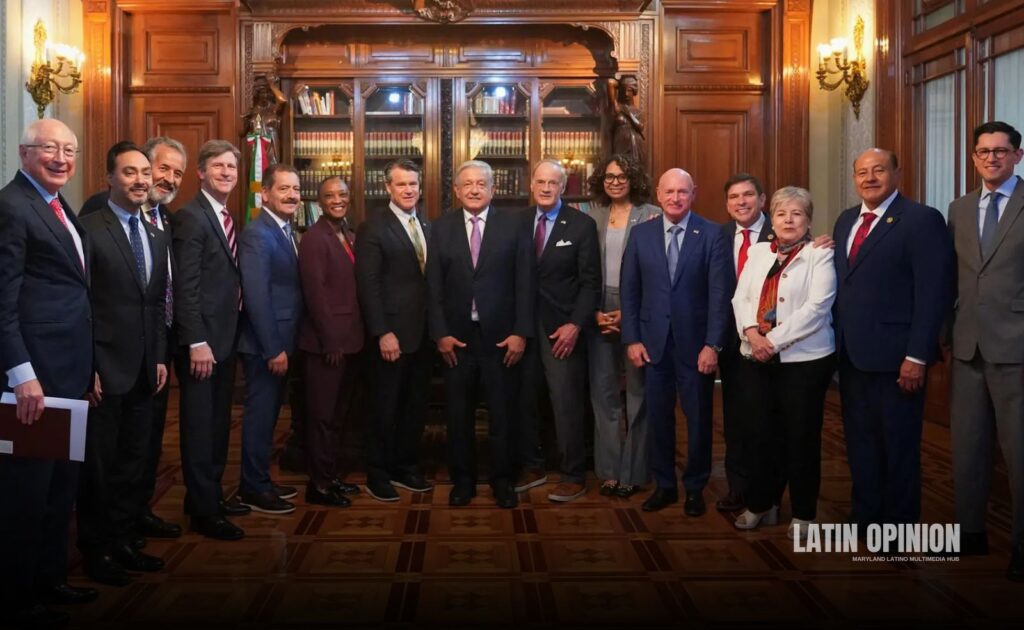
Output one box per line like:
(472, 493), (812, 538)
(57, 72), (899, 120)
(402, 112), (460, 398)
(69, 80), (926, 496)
(977, 176), (1019, 235)
(390, 201), (427, 262)
(464, 207), (489, 321)
(201, 189), (235, 243)
(845, 188), (898, 255)
(108, 199), (153, 282)
(733, 212), (766, 268)
(662, 212), (691, 253)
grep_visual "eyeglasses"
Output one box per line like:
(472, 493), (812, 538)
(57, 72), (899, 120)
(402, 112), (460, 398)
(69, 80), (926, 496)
(24, 143), (79, 159)
(603, 173), (628, 184)
(974, 147), (1014, 160)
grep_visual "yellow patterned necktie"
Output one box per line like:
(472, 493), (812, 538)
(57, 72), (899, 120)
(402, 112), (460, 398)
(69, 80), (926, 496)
(408, 215), (426, 273)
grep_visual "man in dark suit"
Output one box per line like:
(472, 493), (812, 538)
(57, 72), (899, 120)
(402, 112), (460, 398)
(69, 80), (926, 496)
(517, 159), (601, 503)
(80, 188), (110, 217)
(356, 160), (433, 502)
(948, 121), (1024, 579)
(0, 119), (97, 627)
(171, 139), (247, 540)
(716, 173), (774, 513)
(428, 160), (534, 508)
(620, 168), (733, 516)
(298, 176), (364, 507)
(237, 164), (305, 514)
(77, 141), (170, 586)
(832, 148), (952, 528)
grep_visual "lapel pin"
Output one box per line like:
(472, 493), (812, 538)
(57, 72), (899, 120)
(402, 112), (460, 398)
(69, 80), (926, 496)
(692, 229), (700, 234)
(886, 217), (894, 224)
(560, 220), (567, 224)
(767, 233), (775, 240)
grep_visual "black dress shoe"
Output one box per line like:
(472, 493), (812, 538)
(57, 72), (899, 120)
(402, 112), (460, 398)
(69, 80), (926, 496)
(220, 496), (252, 516)
(35, 583), (98, 606)
(84, 554), (131, 587)
(641, 488), (679, 512)
(684, 491), (706, 517)
(614, 484), (642, 499)
(391, 473), (433, 493)
(715, 491), (745, 512)
(274, 484), (298, 500)
(493, 483), (518, 509)
(111, 543), (164, 572)
(961, 531), (989, 556)
(238, 491), (296, 515)
(449, 484), (476, 507)
(9, 604), (69, 629)
(129, 534), (147, 550)
(1009, 543), (1024, 582)
(137, 512), (182, 539)
(306, 482), (352, 507)
(599, 481), (619, 497)
(190, 516), (245, 541)
(331, 478), (361, 495)
(366, 480), (400, 502)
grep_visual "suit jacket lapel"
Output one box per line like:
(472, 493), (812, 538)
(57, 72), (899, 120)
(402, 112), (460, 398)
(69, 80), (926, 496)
(846, 195), (903, 278)
(540, 210), (570, 263)
(959, 189), (983, 268)
(672, 216), (702, 286)
(102, 207), (146, 293)
(197, 193), (235, 267)
(982, 177), (1024, 268)
(384, 208), (421, 267)
(261, 210), (297, 263)
(22, 179), (86, 281)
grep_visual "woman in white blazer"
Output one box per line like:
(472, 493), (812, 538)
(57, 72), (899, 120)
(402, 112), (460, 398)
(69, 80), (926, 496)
(730, 186), (837, 539)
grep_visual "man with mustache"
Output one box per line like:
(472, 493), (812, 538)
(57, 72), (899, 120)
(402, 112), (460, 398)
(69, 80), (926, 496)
(0, 118), (95, 628)
(135, 136), (187, 542)
(77, 141), (170, 586)
(171, 140), (247, 540)
(236, 164), (305, 514)
(297, 176), (364, 507)
(356, 160), (433, 502)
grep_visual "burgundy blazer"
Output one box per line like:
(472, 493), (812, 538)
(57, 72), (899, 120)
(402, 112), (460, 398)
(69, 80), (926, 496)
(297, 216), (365, 355)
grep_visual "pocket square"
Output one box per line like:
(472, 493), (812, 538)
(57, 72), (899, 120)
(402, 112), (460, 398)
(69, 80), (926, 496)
(556, 239), (572, 247)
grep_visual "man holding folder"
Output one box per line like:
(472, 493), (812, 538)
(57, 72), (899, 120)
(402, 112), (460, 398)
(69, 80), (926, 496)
(0, 119), (97, 627)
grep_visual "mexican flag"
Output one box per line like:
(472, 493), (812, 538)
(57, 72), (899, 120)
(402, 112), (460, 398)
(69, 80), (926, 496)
(246, 131), (274, 222)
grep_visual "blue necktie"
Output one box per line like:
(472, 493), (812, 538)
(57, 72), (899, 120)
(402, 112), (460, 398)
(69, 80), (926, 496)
(128, 215), (147, 284)
(980, 192), (1002, 258)
(284, 222), (297, 253)
(667, 224), (682, 281)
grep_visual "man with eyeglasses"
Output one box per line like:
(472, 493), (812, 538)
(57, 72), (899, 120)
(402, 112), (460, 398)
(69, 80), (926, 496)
(948, 120), (1024, 580)
(0, 119), (96, 627)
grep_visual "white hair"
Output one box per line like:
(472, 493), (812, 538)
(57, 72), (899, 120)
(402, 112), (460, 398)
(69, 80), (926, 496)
(20, 118), (78, 146)
(532, 158), (567, 184)
(455, 160), (494, 187)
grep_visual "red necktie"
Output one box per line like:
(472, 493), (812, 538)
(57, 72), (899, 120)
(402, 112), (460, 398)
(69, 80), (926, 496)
(848, 212), (877, 263)
(340, 232), (355, 263)
(737, 228), (751, 277)
(221, 208), (238, 263)
(534, 214), (548, 259)
(50, 198), (84, 271)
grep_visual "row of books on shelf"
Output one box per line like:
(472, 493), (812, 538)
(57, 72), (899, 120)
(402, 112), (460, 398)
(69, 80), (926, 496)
(541, 131), (601, 157)
(298, 168), (353, 199)
(472, 91), (520, 115)
(492, 167), (523, 197)
(295, 88), (341, 116)
(295, 201), (323, 228)
(478, 130), (528, 157)
(294, 132), (353, 158)
(366, 131), (422, 157)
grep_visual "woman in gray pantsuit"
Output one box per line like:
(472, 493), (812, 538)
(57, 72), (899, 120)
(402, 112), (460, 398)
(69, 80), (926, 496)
(585, 154), (661, 497)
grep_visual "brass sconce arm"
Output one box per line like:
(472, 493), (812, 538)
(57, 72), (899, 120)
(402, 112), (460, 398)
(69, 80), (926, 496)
(815, 16), (870, 119)
(24, 19), (85, 119)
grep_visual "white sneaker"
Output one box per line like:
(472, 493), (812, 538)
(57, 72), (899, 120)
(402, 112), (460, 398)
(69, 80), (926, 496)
(733, 506), (779, 530)
(788, 518), (815, 540)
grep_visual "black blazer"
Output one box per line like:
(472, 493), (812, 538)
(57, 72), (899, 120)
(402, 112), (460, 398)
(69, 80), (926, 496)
(522, 203), (601, 335)
(427, 208), (534, 345)
(0, 171), (93, 398)
(81, 205), (169, 395)
(356, 207), (430, 352)
(719, 214), (775, 352)
(79, 189), (110, 217)
(170, 191), (241, 361)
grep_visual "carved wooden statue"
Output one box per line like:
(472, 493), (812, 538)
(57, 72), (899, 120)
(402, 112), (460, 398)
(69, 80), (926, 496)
(244, 72), (287, 157)
(607, 76), (645, 166)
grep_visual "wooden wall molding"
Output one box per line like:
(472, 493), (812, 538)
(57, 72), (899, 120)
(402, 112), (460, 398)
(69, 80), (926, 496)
(127, 86), (234, 94)
(665, 84), (766, 93)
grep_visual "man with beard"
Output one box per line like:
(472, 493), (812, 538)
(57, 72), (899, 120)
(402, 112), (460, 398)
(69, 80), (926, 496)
(135, 136), (187, 542)
(297, 176), (364, 506)
(77, 141), (170, 586)
(171, 140), (247, 539)
(236, 164), (305, 514)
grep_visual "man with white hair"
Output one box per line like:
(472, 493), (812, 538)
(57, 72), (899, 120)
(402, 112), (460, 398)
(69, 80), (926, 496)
(0, 118), (97, 627)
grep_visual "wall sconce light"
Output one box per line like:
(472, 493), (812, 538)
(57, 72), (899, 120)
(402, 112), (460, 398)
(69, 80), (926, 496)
(25, 19), (85, 119)
(816, 15), (869, 119)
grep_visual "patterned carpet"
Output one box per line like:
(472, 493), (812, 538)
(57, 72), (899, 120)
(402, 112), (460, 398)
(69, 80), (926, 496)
(63, 384), (1024, 628)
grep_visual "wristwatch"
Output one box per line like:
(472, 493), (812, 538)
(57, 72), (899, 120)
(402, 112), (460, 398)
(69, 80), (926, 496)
(707, 344), (722, 353)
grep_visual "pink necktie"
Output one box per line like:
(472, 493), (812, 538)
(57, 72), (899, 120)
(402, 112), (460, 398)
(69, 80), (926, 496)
(50, 198), (84, 271)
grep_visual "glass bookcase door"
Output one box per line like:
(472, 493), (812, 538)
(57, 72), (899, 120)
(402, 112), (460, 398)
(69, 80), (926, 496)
(541, 84), (602, 210)
(291, 82), (354, 229)
(463, 82), (530, 211)
(362, 83), (426, 207)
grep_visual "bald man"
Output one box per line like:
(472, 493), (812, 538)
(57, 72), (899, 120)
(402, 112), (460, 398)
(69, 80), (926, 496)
(620, 168), (733, 516)
(832, 148), (952, 528)
(0, 119), (97, 626)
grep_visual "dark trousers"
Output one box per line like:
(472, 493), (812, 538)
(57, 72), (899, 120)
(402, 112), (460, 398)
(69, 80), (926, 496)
(839, 355), (925, 526)
(519, 319), (587, 483)
(77, 365), (153, 553)
(443, 323), (520, 487)
(645, 332), (715, 491)
(0, 457), (79, 608)
(138, 325), (174, 517)
(743, 354), (835, 519)
(177, 351), (237, 516)
(240, 353), (288, 495)
(366, 335), (432, 485)
(719, 343), (754, 497)
(304, 350), (357, 489)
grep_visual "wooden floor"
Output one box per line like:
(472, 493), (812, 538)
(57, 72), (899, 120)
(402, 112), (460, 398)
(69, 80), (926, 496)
(64, 384), (1024, 628)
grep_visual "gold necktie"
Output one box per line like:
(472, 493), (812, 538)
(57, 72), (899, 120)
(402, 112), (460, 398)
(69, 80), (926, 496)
(408, 215), (426, 273)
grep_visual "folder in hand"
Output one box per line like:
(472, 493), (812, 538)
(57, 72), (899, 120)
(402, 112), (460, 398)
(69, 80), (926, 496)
(0, 392), (88, 461)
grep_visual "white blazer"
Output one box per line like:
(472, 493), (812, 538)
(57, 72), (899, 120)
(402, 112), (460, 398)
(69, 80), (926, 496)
(732, 241), (836, 362)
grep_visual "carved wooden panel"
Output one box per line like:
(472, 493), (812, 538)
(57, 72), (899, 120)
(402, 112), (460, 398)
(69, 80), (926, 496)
(146, 30), (219, 75)
(130, 13), (237, 88)
(677, 30), (749, 72)
(662, 11), (765, 86)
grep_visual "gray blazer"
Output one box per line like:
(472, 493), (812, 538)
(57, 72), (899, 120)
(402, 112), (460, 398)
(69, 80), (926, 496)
(948, 175), (1024, 363)
(589, 202), (661, 295)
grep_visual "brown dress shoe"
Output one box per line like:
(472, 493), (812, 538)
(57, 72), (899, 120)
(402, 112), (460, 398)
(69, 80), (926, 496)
(547, 481), (586, 503)
(514, 470), (548, 493)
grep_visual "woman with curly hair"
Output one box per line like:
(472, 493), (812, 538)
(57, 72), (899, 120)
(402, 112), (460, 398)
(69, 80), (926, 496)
(585, 154), (660, 498)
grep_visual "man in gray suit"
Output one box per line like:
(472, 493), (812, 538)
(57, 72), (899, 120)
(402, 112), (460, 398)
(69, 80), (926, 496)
(948, 120), (1024, 581)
